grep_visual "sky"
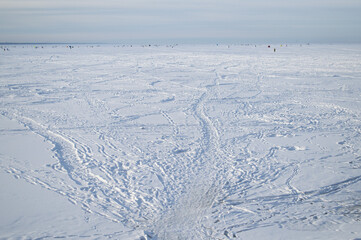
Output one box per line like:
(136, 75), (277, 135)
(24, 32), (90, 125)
(1, 0), (361, 44)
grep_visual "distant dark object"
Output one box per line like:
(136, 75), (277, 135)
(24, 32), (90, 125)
(268, 45), (271, 48)
(274, 48), (276, 52)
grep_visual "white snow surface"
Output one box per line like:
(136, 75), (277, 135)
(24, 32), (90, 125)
(0, 44), (361, 239)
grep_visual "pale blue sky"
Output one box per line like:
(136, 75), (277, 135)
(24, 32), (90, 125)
(1, 0), (360, 43)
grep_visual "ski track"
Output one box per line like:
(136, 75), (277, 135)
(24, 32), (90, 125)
(1, 44), (361, 239)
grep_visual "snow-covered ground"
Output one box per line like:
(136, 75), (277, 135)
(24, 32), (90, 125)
(0, 44), (361, 239)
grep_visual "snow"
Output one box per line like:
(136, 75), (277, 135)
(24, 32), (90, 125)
(0, 44), (361, 239)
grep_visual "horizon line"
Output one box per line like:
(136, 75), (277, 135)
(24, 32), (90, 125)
(2, 42), (359, 45)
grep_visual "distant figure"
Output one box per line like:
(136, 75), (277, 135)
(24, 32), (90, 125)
(274, 48), (276, 52)
(268, 45), (271, 48)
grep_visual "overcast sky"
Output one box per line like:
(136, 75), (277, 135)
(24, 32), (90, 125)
(1, 0), (361, 43)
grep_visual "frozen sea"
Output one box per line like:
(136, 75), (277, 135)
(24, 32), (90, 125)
(0, 44), (361, 239)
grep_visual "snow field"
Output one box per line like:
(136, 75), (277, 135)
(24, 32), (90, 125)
(0, 44), (361, 239)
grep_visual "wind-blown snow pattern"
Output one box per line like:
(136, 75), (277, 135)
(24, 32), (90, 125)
(1, 44), (361, 239)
